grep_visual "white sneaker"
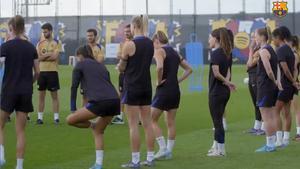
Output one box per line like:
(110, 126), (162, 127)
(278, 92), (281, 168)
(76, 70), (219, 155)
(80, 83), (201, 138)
(207, 146), (217, 154)
(282, 139), (289, 147)
(219, 150), (226, 156)
(111, 117), (125, 125)
(154, 149), (168, 160)
(275, 141), (283, 147)
(207, 149), (225, 157)
(164, 151), (172, 160)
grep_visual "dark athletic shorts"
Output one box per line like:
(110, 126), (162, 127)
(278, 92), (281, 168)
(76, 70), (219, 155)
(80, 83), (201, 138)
(38, 71), (60, 91)
(152, 93), (180, 111)
(1, 93), (33, 113)
(257, 89), (278, 107)
(277, 87), (296, 103)
(85, 99), (120, 117)
(121, 90), (152, 106)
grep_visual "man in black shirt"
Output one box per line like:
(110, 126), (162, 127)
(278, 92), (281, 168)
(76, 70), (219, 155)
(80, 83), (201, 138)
(0, 15), (39, 169)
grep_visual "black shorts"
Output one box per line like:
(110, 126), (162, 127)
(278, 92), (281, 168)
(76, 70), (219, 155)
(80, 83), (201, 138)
(121, 90), (152, 106)
(1, 93), (33, 113)
(152, 93), (180, 111)
(277, 87), (296, 103)
(86, 99), (120, 117)
(38, 72), (60, 91)
(119, 73), (125, 93)
(257, 89), (278, 108)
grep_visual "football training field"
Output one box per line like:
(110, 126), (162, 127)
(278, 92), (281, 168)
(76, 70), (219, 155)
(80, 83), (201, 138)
(2, 65), (299, 169)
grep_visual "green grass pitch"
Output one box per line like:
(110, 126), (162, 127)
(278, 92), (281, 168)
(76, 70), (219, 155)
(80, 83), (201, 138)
(2, 65), (300, 169)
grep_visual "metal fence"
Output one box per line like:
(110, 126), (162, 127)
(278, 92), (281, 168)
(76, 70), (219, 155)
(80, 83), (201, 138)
(0, 0), (299, 64)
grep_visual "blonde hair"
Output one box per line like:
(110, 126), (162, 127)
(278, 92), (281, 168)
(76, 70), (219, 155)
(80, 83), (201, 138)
(131, 15), (148, 36)
(152, 31), (169, 44)
(257, 26), (272, 44)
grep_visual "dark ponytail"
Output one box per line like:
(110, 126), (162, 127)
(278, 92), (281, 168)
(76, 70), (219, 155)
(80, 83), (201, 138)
(211, 27), (233, 58)
(76, 45), (95, 60)
(272, 26), (291, 42)
(227, 29), (234, 48)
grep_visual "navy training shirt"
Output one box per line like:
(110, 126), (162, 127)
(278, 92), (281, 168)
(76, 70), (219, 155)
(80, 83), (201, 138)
(276, 44), (295, 88)
(0, 38), (38, 95)
(155, 46), (181, 95)
(209, 48), (232, 95)
(70, 58), (119, 111)
(123, 36), (154, 92)
(257, 45), (278, 92)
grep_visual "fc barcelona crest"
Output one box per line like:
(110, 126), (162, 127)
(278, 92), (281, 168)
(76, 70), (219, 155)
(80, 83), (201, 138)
(272, 1), (288, 17)
(42, 48), (47, 54)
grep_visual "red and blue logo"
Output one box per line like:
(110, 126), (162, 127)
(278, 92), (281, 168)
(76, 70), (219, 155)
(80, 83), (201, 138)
(272, 1), (288, 17)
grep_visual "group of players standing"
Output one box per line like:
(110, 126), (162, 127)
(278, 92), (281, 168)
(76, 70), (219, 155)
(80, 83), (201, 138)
(0, 14), (193, 169)
(0, 14), (299, 169)
(245, 26), (300, 152)
(67, 14), (193, 169)
(206, 25), (300, 156)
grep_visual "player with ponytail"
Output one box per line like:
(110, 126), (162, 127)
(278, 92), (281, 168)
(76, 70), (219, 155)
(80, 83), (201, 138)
(255, 26), (281, 152)
(117, 15), (156, 168)
(207, 27), (236, 157)
(0, 15), (40, 169)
